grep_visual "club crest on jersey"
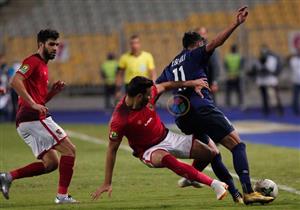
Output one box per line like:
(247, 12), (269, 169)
(19, 64), (29, 74)
(148, 104), (154, 110)
(109, 131), (118, 140)
(56, 129), (63, 135)
(167, 94), (190, 117)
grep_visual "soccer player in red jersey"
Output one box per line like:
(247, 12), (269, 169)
(91, 76), (228, 201)
(0, 29), (77, 204)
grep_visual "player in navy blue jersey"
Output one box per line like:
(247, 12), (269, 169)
(156, 6), (274, 205)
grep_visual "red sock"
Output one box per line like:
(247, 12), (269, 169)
(161, 154), (213, 186)
(10, 162), (46, 180)
(58, 156), (75, 194)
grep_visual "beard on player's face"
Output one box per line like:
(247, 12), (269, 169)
(135, 93), (149, 108)
(140, 95), (149, 107)
(43, 45), (57, 60)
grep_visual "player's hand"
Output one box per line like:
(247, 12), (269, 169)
(192, 78), (209, 88)
(31, 103), (48, 116)
(51, 80), (66, 94)
(91, 183), (112, 201)
(193, 78), (210, 98)
(236, 6), (248, 25)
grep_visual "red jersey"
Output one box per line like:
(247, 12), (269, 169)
(16, 54), (50, 126)
(109, 86), (168, 158)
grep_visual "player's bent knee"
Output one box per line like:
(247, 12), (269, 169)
(151, 150), (169, 168)
(220, 131), (241, 151)
(43, 160), (59, 173)
(58, 138), (76, 157)
(191, 140), (215, 162)
(66, 143), (76, 157)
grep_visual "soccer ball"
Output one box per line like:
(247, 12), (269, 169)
(254, 179), (278, 198)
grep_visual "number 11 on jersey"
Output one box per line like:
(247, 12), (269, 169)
(172, 66), (186, 91)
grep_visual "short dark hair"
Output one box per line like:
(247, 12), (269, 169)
(130, 34), (139, 40)
(182, 31), (203, 48)
(127, 76), (153, 97)
(37, 29), (59, 44)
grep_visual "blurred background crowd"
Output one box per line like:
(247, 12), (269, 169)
(0, 0), (300, 122)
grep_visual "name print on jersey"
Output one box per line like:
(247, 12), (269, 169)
(171, 54), (186, 67)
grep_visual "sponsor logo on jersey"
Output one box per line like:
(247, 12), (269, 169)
(109, 131), (119, 140)
(18, 64), (29, 74)
(144, 117), (153, 126)
(167, 94), (190, 117)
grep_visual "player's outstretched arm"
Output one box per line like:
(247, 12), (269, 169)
(10, 73), (48, 115)
(45, 80), (66, 103)
(91, 140), (122, 201)
(156, 78), (210, 97)
(206, 6), (248, 52)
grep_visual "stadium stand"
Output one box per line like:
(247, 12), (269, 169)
(0, 0), (299, 86)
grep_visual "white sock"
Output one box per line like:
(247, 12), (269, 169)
(57, 193), (68, 198)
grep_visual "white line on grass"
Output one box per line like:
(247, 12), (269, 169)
(66, 130), (300, 196)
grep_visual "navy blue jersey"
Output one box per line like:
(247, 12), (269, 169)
(156, 46), (214, 109)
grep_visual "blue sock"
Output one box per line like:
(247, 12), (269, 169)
(232, 142), (253, 193)
(211, 153), (239, 197)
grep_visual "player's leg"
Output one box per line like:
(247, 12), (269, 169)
(150, 149), (227, 200)
(178, 136), (214, 189)
(219, 130), (251, 193)
(184, 136), (242, 203)
(0, 119), (62, 200)
(142, 131), (228, 200)
(0, 151), (58, 200)
(176, 116), (242, 203)
(195, 106), (273, 204)
(220, 130), (274, 204)
(190, 134), (215, 173)
(54, 137), (77, 203)
(10, 149), (59, 180)
(202, 139), (242, 203)
(38, 116), (77, 203)
(195, 107), (252, 195)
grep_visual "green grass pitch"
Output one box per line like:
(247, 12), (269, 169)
(0, 123), (299, 210)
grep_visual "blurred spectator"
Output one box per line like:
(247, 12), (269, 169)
(0, 54), (10, 121)
(100, 53), (118, 109)
(224, 44), (244, 108)
(289, 45), (300, 115)
(0, 87), (5, 94)
(253, 45), (284, 116)
(7, 61), (21, 120)
(115, 35), (156, 99)
(196, 27), (221, 103)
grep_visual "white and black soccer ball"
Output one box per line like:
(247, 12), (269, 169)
(254, 179), (278, 199)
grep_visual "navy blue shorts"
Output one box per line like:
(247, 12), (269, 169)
(175, 106), (234, 144)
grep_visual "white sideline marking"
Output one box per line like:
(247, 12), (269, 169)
(66, 130), (300, 196)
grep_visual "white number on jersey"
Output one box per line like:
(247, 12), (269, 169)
(172, 66), (186, 91)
